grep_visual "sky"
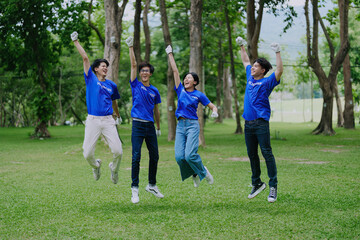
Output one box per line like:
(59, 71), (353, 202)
(122, 0), (334, 64)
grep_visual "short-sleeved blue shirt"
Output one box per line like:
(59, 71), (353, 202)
(130, 78), (161, 122)
(175, 82), (210, 120)
(242, 65), (280, 121)
(84, 67), (120, 116)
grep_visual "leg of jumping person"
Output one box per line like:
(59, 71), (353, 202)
(83, 115), (102, 180)
(101, 115), (123, 184)
(175, 119), (194, 181)
(184, 120), (213, 184)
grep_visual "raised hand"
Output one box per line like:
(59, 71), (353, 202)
(125, 37), (133, 47)
(270, 43), (281, 53)
(236, 36), (246, 47)
(71, 31), (78, 41)
(165, 45), (172, 55)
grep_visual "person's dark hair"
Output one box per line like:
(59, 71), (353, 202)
(254, 58), (272, 76)
(138, 62), (155, 74)
(183, 72), (199, 86)
(91, 59), (109, 74)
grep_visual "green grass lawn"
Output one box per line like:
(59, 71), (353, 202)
(0, 120), (359, 239)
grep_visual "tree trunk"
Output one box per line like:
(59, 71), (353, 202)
(88, 0), (105, 46)
(215, 38), (224, 123)
(104, 0), (128, 85)
(339, 0), (355, 129)
(33, 121), (51, 138)
(223, 0), (242, 134)
(246, 0), (264, 63)
(305, 0), (349, 135)
(222, 67), (232, 118)
(333, 80), (344, 127)
(189, 0), (205, 146)
(342, 54), (354, 128)
(158, 0), (176, 141)
(133, 0), (143, 64)
(143, 0), (151, 63)
(312, 84), (335, 135)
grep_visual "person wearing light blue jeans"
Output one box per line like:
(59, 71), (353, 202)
(166, 45), (218, 187)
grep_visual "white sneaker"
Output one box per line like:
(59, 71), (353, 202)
(108, 162), (118, 184)
(92, 159), (101, 181)
(192, 175), (200, 188)
(145, 184), (164, 198)
(204, 166), (214, 185)
(131, 187), (139, 204)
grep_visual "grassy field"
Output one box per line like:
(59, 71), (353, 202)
(0, 120), (359, 239)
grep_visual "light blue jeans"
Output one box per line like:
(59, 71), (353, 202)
(175, 119), (207, 181)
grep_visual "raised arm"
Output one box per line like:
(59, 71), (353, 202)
(270, 43), (283, 81)
(165, 45), (181, 88)
(236, 36), (251, 68)
(126, 37), (137, 82)
(71, 32), (90, 75)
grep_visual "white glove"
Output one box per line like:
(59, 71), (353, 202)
(210, 111), (219, 118)
(71, 31), (78, 41)
(115, 117), (122, 125)
(156, 129), (161, 137)
(236, 36), (246, 46)
(125, 37), (133, 47)
(270, 43), (281, 53)
(165, 45), (172, 55)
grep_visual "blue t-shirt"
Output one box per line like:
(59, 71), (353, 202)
(242, 65), (280, 121)
(130, 78), (161, 122)
(84, 67), (120, 116)
(175, 82), (210, 120)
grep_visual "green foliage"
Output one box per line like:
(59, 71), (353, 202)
(0, 0), (91, 132)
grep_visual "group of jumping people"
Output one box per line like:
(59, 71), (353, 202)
(71, 31), (283, 204)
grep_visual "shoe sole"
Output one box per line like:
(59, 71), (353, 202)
(145, 188), (164, 198)
(248, 183), (266, 199)
(268, 198), (277, 203)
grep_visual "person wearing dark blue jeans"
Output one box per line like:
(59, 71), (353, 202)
(237, 36), (283, 203)
(126, 37), (163, 204)
(245, 118), (277, 187)
(131, 120), (159, 187)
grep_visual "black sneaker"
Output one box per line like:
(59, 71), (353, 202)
(248, 182), (266, 199)
(268, 187), (277, 203)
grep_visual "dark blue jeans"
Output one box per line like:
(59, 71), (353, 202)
(245, 118), (277, 188)
(131, 120), (159, 187)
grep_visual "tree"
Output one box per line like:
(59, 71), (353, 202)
(245, 0), (297, 63)
(222, 0), (242, 134)
(339, 0), (355, 129)
(103, 0), (128, 85)
(0, 0), (90, 137)
(305, 0), (350, 135)
(158, 0), (177, 141)
(189, 0), (205, 145)
(143, 0), (152, 63)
